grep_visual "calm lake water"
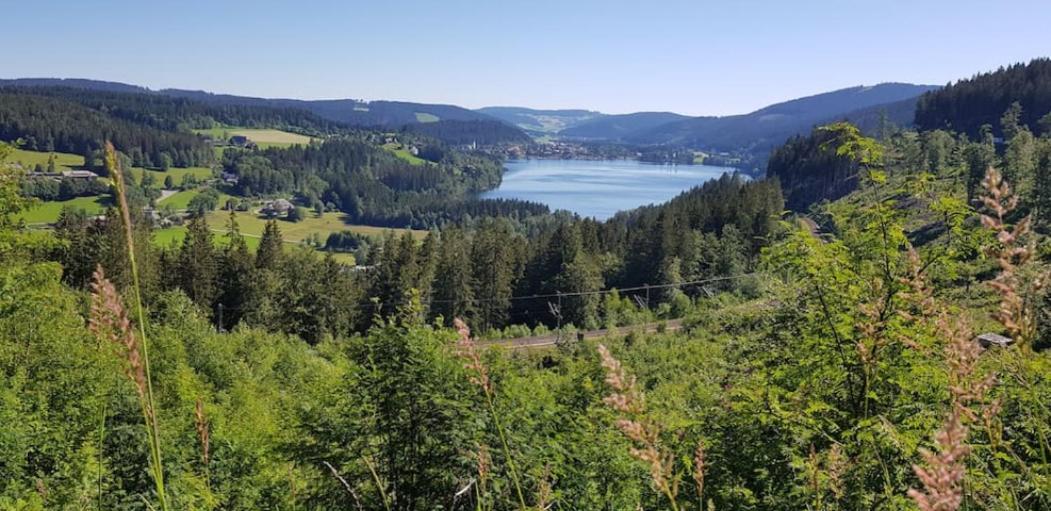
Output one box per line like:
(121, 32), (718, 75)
(481, 159), (736, 220)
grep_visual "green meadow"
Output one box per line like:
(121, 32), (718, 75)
(130, 166), (213, 188)
(383, 142), (428, 166)
(194, 127), (316, 148)
(6, 147), (83, 171)
(16, 195), (111, 224)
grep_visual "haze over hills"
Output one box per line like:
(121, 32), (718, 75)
(0, 78), (497, 129)
(475, 107), (605, 137)
(625, 83), (940, 148)
(0, 77), (938, 165)
(558, 112), (692, 140)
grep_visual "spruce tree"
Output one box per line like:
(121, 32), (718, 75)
(431, 229), (475, 325)
(471, 219), (521, 331)
(256, 220), (284, 270)
(216, 212), (253, 329)
(177, 215), (218, 309)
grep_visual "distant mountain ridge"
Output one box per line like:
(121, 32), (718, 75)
(915, 58), (1051, 138)
(0, 77), (938, 159)
(627, 83), (939, 149)
(476, 106), (605, 136)
(559, 112), (691, 140)
(478, 83), (937, 165)
(0, 78), (500, 129)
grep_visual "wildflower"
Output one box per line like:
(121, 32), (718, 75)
(194, 399), (210, 467)
(89, 266), (148, 405)
(597, 343), (680, 509)
(454, 317), (491, 393)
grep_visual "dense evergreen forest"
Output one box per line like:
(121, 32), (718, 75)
(0, 85), (347, 135)
(916, 58), (1051, 138)
(766, 124), (861, 210)
(402, 119), (533, 146)
(0, 91), (214, 167)
(221, 138), (547, 228)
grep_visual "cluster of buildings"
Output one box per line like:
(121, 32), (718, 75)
(26, 169), (100, 180)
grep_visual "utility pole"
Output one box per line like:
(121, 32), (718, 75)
(549, 292), (565, 347)
(644, 283), (650, 309)
(556, 292), (563, 330)
(217, 303), (224, 332)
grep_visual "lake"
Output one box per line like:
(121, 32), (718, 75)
(481, 159), (736, 220)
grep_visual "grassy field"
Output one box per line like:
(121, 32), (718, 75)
(414, 112), (440, 123)
(130, 166), (213, 188)
(382, 143), (428, 166)
(16, 195), (112, 224)
(203, 210), (426, 242)
(6, 148), (84, 172)
(195, 127), (315, 148)
(152, 209), (423, 265)
(152, 219), (357, 264)
(159, 189), (201, 209)
(153, 226), (263, 251)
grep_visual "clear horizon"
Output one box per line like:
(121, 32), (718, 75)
(4, 0), (1049, 116)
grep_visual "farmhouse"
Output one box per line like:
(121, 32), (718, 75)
(261, 198), (295, 217)
(229, 135), (258, 149)
(61, 170), (99, 180)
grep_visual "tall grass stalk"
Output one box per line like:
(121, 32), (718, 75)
(454, 318), (527, 509)
(104, 142), (169, 509)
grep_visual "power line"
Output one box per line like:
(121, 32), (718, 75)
(214, 272), (757, 313)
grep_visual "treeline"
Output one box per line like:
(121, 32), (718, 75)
(21, 176), (108, 201)
(915, 58), (1051, 138)
(766, 124), (860, 210)
(402, 119), (532, 146)
(769, 109), (1051, 217)
(47, 173), (781, 343)
(638, 146), (696, 164)
(0, 91), (213, 167)
(0, 85), (348, 135)
(223, 138), (547, 228)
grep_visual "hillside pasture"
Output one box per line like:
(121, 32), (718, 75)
(5, 148), (84, 172)
(16, 195), (111, 224)
(382, 143), (428, 166)
(131, 166), (213, 188)
(195, 127), (315, 148)
(414, 112), (440, 123)
(203, 210), (426, 243)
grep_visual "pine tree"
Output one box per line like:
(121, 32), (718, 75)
(471, 219), (522, 331)
(177, 215), (218, 309)
(367, 231), (410, 318)
(965, 125), (997, 201)
(256, 220), (284, 270)
(431, 229), (475, 325)
(216, 212), (253, 330)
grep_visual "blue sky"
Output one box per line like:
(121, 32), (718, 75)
(3, 0), (1049, 115)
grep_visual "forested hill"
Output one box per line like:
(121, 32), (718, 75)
(164, 89), (498, 128)
(559, 111), (690, 140)
(0, 90), (214, 167)
(766, 124), (860, 210)
(0, 78), (515, 132)
(476, 106), (606, 136)
(915, 58), (1051, 138)
(402, 119), (533, 146)
(0, 84), (346, 134)
(627, 83), (938, 150)
(0, 77), (151, 94)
